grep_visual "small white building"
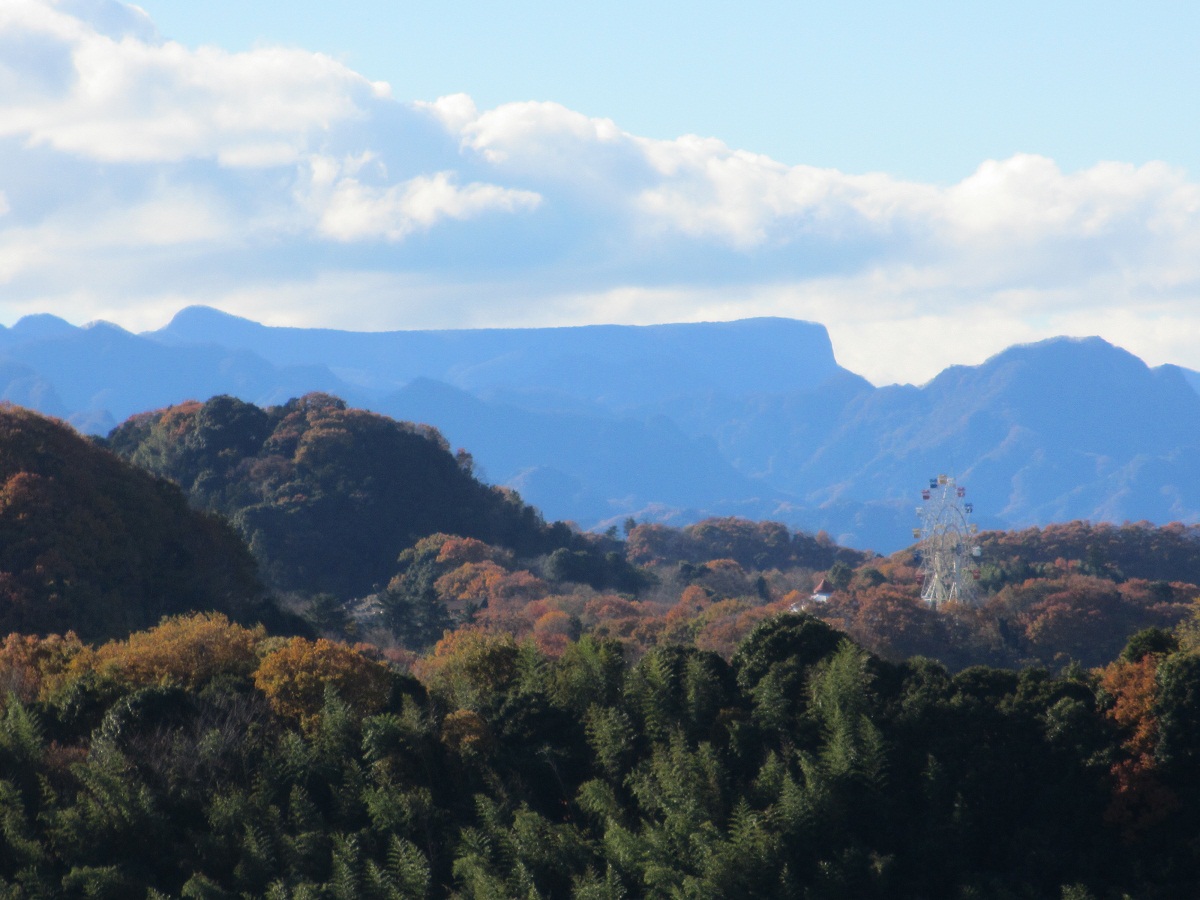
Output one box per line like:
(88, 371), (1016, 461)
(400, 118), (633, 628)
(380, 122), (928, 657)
(788, 577), (835, 612)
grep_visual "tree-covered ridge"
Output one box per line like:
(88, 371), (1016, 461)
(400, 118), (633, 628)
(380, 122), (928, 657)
(976, 519), (1200, 585)
(324, 513), (1196, 674)
(0, 404), (271, 641)
(1, 611), (1199, 898)
(105, 394), (569, 601)
(7, 397), (1200, 895)
(623, 518), (868, 570)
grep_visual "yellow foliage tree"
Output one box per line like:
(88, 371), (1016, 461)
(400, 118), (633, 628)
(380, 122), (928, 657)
(84, 612), (266, 690)
(254, 637), (392, 728)
(411, 629), (519, 711)
(0, 631), (87, 703)
(440, 708), (493, 757)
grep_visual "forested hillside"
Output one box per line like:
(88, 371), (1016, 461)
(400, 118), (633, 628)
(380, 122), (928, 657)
(94, 396), (1200, 673)
(1, 610), (1199, 897)
(104, 393), (574, 601)
(321, 513), (1198, 672)
(0, 404), (277, 640)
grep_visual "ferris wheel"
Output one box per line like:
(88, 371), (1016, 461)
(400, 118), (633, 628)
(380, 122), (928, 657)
(912, 474), (981, 608)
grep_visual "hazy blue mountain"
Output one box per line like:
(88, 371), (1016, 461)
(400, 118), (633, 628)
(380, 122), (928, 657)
(149, 306), (846, 409)
(698, 336), (1200, 550)
(1173, 364), (1200, 398)
(7, 307), (1200, 555)
(139, 314), (1200, 551)
(378, 377), (792, 527)
(143, 307), (859, 531)
(0, 316), (356, 431)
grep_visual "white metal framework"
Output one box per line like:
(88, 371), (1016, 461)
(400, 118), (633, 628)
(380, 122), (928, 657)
(912, 474), (981, 608)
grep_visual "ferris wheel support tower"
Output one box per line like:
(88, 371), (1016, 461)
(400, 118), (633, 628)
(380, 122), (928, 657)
(913, 475), (981, 608)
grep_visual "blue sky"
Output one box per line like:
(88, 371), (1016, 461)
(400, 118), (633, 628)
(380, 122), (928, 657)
(1, 0), (1199, 384)
(132, 0), (1200, 183)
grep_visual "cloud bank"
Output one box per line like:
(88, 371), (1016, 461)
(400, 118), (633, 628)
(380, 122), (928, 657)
(2, 0), (1199, 384)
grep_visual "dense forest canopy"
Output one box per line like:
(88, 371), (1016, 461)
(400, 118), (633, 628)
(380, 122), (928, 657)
(0, 611), (1198, 897)
(4, 398), (1200, 895)
(976, 519), (1200, 584)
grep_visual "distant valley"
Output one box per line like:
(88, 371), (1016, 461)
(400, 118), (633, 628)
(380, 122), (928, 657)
(3, 306), (1199, 552)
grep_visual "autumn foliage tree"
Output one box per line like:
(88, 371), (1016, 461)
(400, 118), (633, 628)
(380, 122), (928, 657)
(626, 517), (867, 570)
(0, 631), (86, 703)
(1099, 652), (1179, 837)
(253, 636), (393, 728)
(83, 612), (266, 690)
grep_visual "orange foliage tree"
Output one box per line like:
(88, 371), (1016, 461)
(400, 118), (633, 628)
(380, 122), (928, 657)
(1016, 575), (1146, 667)
(435, 562), (548, 608)
(532, 610), (579, 657)
(823, 585), (947, 663)
(581, 594), (649, 643)
(436, 536), (512, 568)
(693, 600), (774, 658)
(434, 561), (507, 606)
(1099, 654), (1178, 836)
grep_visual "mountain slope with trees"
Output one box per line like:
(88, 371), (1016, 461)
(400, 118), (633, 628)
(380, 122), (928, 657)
(104, 393), (580, 602)
(3, 393), (1200, 895)
(0, 404), (272, 640)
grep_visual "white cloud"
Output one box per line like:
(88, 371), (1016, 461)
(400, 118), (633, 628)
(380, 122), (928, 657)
(0, 186), (234, 290)
(0, 0), (383, 166)
(304, 157), (540, 243)
(5, 1), (1200, 386)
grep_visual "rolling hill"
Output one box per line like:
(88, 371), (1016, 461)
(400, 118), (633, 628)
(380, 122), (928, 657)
(0, 404), (275, 640)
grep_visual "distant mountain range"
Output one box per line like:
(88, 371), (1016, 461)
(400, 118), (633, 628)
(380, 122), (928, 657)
(4, 305), (1199, 552)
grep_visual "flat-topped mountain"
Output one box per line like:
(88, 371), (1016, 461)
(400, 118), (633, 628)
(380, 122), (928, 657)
(151, 306), (848, 407)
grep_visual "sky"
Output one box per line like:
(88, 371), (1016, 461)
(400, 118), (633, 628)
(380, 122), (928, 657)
(1, 0), (1199, 384)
